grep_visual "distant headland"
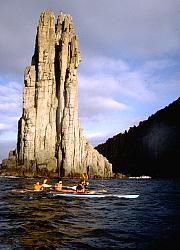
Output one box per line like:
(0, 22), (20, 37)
(96, 97), (180, 178)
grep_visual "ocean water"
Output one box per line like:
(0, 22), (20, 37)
(0, 177), (179, 250)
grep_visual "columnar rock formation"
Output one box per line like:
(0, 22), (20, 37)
(2, 11), (112, 178)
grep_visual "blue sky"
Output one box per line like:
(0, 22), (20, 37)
(0, 0), (179, 162)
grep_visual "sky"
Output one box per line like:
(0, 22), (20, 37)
(0, 0), (180, 162)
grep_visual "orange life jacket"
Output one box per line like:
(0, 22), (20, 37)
(34, 183), (43, 191)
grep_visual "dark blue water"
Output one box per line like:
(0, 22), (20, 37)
(0, 177), (179, 250)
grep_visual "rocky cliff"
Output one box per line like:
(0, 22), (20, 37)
(96, 98), (180, 178)
(2, 11), (112, 178)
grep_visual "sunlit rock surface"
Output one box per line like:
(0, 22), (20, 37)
(2, 11), (112, 178)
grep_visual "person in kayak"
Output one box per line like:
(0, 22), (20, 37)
(33, 179), (49, 191)
(76, 182), (85, 193)
(76, 179), (89, 193)
(34, 181), (43, 191)
(54, 181), (62, 191)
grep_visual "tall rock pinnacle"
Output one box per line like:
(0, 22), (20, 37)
(3, 11), (112, 178)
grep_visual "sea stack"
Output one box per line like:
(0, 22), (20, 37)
(2, 11), (112, 178)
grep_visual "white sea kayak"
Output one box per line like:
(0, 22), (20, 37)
(52, 193), (139, 199)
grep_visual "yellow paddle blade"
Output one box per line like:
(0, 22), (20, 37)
(83, 173), (89, 180)
(43, 179), (47, 184)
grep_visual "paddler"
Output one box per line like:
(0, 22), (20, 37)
(34, 181), (43, 191)
(76, 179), (89, 193)
(54, 180), (63, 191)
(33, 179), (49, 191)
(76, 182), (85, 193)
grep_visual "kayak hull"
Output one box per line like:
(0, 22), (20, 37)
(52, 193), (139, 199)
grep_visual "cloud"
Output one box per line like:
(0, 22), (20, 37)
(142, 59), (178, 72)
(116, 72), (157, 102)
(0, 81), (22, 102)
(0, 0), (179, 81)
(0, 103), (19, 112)
(151, 77), (180, 101)
(0, 120), (18, 138)
(0, 123), (13, 131)
(84, 132), (110, 147)
(79, 95), (130, 117)
(78, 55), (157, 120)
(0, 81), (22, 104)
(0, 123), (7, 132)
(79, 56), (130, 75)
(77, 0), (180, 58)
(97, 97), (129, 110)
(0, 80), (21, 139)
(0, 116), (19, 135)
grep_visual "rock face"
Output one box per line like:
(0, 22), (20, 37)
(2, 11), (112, 178)
(96, 98), (180, 178)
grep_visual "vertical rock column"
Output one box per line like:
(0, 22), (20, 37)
(16, 10), (112, 178)
(55, 13), (82, 176)
(34, 11), (57, 170)
(17, 11), (58, 173)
